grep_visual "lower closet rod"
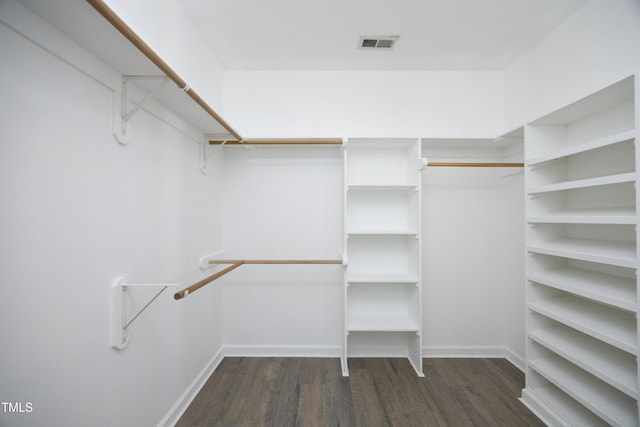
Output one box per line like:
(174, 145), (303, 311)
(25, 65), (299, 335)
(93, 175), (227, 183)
(174, 259), (343, 300)
(174, 261), (243, 300)
(209, 259), (343, 265)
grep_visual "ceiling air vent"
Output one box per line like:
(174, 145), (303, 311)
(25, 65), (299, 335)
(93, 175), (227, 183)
(358, 35), (399, 50)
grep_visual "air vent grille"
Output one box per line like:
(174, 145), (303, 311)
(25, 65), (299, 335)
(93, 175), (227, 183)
(358, 35), (399, 50)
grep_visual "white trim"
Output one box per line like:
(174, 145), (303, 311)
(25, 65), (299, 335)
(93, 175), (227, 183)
(423, 344), (506, 358)
(504, 347), (526, 372)
(157, 347), (225, 427)
(223, 344), (343, 358)
(520, 389), (569, 427)
(423, 345), (525, 372)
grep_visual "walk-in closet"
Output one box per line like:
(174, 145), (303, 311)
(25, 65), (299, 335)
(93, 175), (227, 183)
(1, 0), (639, 426)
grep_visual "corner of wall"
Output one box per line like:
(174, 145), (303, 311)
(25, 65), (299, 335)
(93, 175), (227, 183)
(503, 0), (640, 128)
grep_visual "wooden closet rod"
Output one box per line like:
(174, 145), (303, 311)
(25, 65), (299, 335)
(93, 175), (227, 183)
(174, 261), (244, 300)
(209, 139), (343, 145)
(174, 259), (342, 300)
(86, 0), (244, 142)
(209, 259), (343, 265)
(427, 162), (524, 168)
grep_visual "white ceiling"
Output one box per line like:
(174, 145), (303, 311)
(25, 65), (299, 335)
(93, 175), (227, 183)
(177, 0), (587, 71)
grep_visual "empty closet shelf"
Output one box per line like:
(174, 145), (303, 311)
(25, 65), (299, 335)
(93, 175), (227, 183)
(346, 230), (420, 236)
(526, 172), (636, 194)
(526, 207), (636, 224)
(527, 238), (636, 268)
(527, 266), (636, 312)
(345, 273), (420, 284)
(529, 325), (638, 398)
(523, 385), (607, 427)
(529, 355), (637, 427)
(526, 129), (636, 166)
(528, 295), (637, 354)
(347, 315), (420, 332)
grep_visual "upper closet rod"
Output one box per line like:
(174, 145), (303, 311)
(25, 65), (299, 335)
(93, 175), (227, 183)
(87, 0), (243, 142)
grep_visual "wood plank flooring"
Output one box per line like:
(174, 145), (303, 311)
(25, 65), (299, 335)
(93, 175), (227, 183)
(176, 357), (544, 427)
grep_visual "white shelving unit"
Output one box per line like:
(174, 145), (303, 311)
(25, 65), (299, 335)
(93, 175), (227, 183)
(522, 74), (639, 426)
(342, 138), (423, 377)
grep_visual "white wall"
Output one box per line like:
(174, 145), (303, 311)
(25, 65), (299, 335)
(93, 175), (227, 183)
(223, 71), (504, 139)
(0, 2), (224, 426)
(220, 147), (344, 355)
(505, 0), (640, 129)
(421, 168), (525, 364)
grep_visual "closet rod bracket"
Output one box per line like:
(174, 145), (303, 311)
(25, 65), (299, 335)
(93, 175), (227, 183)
(200, 134), (236, 174)
(111, 277), (175, 350)
(113, 75), (170, 145)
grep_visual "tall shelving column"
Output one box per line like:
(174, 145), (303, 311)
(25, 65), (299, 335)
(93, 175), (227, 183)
(341, 138), (423, 377)
(521, 74), (639, 426)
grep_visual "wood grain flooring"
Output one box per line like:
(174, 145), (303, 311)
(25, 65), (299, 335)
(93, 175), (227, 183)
(176, 357), (544, 427)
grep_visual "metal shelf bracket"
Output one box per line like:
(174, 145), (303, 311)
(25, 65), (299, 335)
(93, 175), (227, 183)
(110, 277), (175, 350)
(113, 75), (170, 145)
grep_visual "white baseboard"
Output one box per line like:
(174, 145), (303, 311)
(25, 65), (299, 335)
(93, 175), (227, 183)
(520, 389), (567, 427)
(223, 344), (343, 358)
(503, 347), (526, 372)
(423, 344), (506, 358)
(158, 347), (225, 427)
(423, 345), (525, 372)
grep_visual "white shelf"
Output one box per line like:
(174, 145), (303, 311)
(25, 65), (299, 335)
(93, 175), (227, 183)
(529, 355), (637, 427)
(345, 273), (419, 284)
(346, 186), (419, 234)
(529, 76), (634, 126)
(529, 326), (638, 398)
(523, 386), (610, 427)
(347, 230), (419, 236)
(347, 283), (419, 332)
(528, 266), (636, 312)
(347, 315), (420, 332)
(347, 184), (419, 191)
(346, 234), (420, 278)
(527, 238), (636, 268)
(347, 138), (419, 148)
(527, 130), (636, 166)
(346, 139), (420, 186)
(528, 295), (637, 354)
(527, 207), (636, 224)
(527, 172), (636, 194)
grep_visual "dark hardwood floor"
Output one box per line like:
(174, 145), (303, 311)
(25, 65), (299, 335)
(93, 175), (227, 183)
(176, 357), (544, 427)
